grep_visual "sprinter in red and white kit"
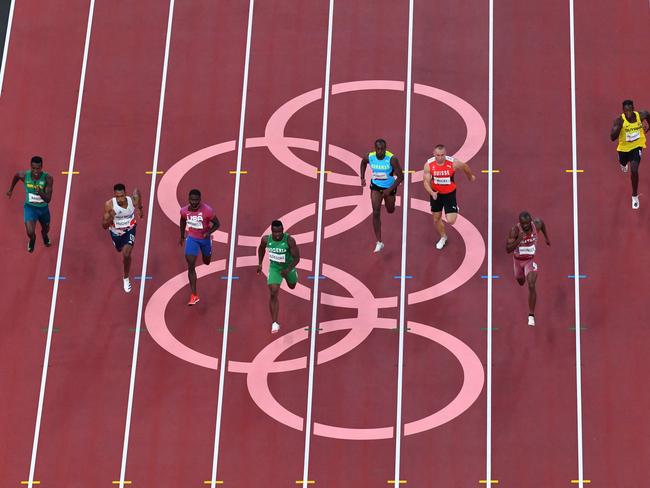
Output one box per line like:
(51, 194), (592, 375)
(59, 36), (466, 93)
(505, 211), (550, 326)
(422, 144), (476, 249)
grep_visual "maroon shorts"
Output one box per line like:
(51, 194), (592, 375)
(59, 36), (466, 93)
(513, 257), (538, 281)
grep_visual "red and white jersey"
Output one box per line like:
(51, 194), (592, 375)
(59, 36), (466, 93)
(513, 221), (537, 260)
(427, 156), (457, 194)
(109, 196), (136, 235)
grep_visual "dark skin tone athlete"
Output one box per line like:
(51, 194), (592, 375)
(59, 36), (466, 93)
(102, 187), (143, 278)
(257, 223), (300, 325)
(7, 159), (54, 247)
(505, 213), (550, 315)
(179, 193), (220, 295)
(359, 140), (404, 243)
(610, 102), (649, 196)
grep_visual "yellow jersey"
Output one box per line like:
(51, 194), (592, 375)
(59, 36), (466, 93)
(617, 111), (646, 152)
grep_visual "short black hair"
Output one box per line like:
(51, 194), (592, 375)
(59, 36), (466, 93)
(113, 183), (126, 192)
(622, 99), (634, 108)
(271, 220), (283, 228)
(189, 189), (201, 198)
(374, 138), (386, 147)
(31, 156), (43, 166)
(519, 210), (532, 221)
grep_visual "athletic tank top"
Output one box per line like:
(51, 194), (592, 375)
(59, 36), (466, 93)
(267, 233), (293, 268)
(617, 111), (646, 152)
(24, 171), (48, 207)
(368, 151), (395, 189)
(513, 221), (537, 260)
(427, 157), (456, 194)
(109, 196), (136, 235)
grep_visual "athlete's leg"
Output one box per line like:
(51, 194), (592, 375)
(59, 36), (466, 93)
(24, 220), (36, 242)
(526, 270), (538, 315)
(268, 284), (280, 322)
(122, 244), (133, 278)
(185, 254), (198, 295)
(383, 192), (396, 214)
(201, 251), (211, 265)
(370, 189), (383, 241)
(285, 269), (298, 290)
(630, 158), (640, 196)
(446, 212), (458, 225)
(432, 211), (445, 238)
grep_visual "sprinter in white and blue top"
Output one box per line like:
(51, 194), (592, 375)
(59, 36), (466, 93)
(360, 138), (404, 253)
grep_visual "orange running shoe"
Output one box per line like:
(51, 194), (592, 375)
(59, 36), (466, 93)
(188, 294), (200, 306)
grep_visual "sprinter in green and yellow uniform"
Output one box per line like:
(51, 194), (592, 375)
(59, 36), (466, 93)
(6, 156), (54, 252)
(257, 220), (300, 334)
(611, 99), (649, 209)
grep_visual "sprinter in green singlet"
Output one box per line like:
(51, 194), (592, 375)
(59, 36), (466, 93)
(257, 220), (300, 334)
(6, 156), (54, 252)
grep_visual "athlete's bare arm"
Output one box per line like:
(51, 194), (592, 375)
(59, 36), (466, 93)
(453, 159), (476, 182)
(611, 116), (624, 141)
(386, 156), (404, 191)
(102, 200), (115, 229)
(422, 161), (437, 199)
(359, 155), (369, 187)
(282, 236), (300, 276)
(6, 171), (26, 197)
(534, 218), (551, 245)
(505, 225), (523, 253)
(36, 174), (54, 203)
(179, 216), (187, 245)
(132, 188), (144, 218)
(256, 236), (268, 274)
(640, 110), (650, 132)
(206, 215), (220, 238)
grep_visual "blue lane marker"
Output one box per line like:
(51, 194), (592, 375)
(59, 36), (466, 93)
(393, 275), (413, 279)
(134, 276), (152, 280)
(220, 276), (240, 280)
(48, 276), (66, 280)
(568, 275), (587, 279)
(307, 275), (327, 280)
(481, 275), (500, 279)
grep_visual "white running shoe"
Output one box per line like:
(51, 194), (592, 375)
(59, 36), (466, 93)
(373, 241), (384, 253)
(621, 163), (629, 173)
(435, 235), (448, 250)
(271, 322), (280, 334)
(528, 315), (535, 326)
(632, 195), (640, 209)
(123, 277), (132, 293)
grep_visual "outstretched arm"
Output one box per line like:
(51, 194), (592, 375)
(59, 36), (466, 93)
(132, 188), (144, 218)
(257, 236), (268, 274)
(102, 201), (115, 229)
(453, 159), (476, 182)
(505, 225), (523, 253)
(611, 116), (623, 141)
(640, 110), (649, 132)
(387, 156), (404, 191)
(534, 218), (550, 245)
(6, 171), (25, 197)
(360, 155), (369, 187)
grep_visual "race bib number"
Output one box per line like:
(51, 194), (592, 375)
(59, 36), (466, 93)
(626, 130), (641, 142)
(113, 216), (133, 229)
(372, 172), (388, 180)
(433, 176), (451, 185)
(518, 244), (536, 255)
(28, 192), (44, 204)
(269, 251), (286, 263)
(186, 217), (203, 229)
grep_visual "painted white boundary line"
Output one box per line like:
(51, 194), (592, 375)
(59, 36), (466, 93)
(392, 0), (414, 486)
(568, 0), (585, 486)
(209, 1), (255, 487)
(0, 0), (16, 96)
(25, 1), (96, 486)
(116, 1), (176, 486)
(300, 1), (335, 487)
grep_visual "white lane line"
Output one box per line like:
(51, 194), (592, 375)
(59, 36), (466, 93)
(486, 0), (494, 486)
(25, 1), (96, 486)
(568, 0), (585, 486)
(392, 0), (414, 486)
(0, 0), (16, 96)
(117, 0), (175, 486)
(209, 1), (255, 486)
(300, 1), (334, 487)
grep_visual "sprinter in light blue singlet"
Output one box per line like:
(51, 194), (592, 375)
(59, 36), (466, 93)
(360, 139), (404, 252)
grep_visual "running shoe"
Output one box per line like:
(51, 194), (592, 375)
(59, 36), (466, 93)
(621, 163), (629, 173)
(373, 241), (384, 253)
(188, 294), (200, 306)
(271, 321), (280, 333)
(632, 195), (640, 209)
(435, 235), (448, 250)
(528, 314), (536, 326)
(123, 277), (132, 293)
(27, 238), (35, 253)
(42, 234), (51, 247)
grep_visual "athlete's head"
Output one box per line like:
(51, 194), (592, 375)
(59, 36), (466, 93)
(271, 220), (284, 241)
(375, 139), (387, 159)
(433, 144), (446, 164)
(623, 99), (635, 117)
(519, 211), (533, 232)
(113, 183), (127, 201)
(30, 156), (43, 179)
(188, 189), (201, 210)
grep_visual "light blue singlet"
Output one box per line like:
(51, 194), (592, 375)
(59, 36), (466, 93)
(368, 150), (395, 189)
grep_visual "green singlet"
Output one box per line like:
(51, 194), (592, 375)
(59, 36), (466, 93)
(266, 232), (298, 286)
(24, 171), (49, 207)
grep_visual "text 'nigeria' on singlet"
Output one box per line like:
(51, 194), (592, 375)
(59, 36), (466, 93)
(513, 221), (537, 260)
(427, 156), (456, 194)
(267, 233), (293, 269)
(24, 171), (49, 207)
(618, 111), (647, 152)
(109, 196), (136, 235)
(368, 151), (395, 189)
(180, 203), (215, 239)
